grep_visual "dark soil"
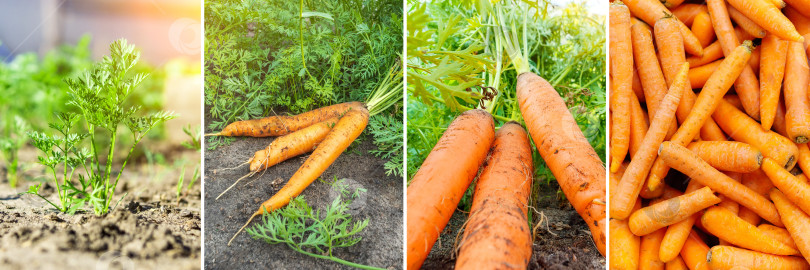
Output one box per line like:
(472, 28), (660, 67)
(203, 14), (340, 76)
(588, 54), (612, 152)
(0, 148), (202, 270)
(420, 181), (605, 270)
(203, 134), (403, 269)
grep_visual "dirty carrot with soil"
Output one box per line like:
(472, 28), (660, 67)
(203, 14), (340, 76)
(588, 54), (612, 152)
(208, 101), (363, 137)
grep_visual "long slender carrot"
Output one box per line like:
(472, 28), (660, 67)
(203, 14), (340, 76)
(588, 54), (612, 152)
(629, 186), (721, 236)
(630, 94), (649, 158)
(647, 42), (753, 192)
(686, 42), (723, 67)
(691, 12), (715, 47)
(760, 33), (790, 130)
(633, 68), (645, 102)
(785, 6), (810, 36)
(208, 102), (363, 137)
(798, 144), (810, 177)
(701, 206), (800, 255)
(622, 0), (704, 56)
(640, 228), (666, 270)
(727, 5), (767, 38)
(680, 230), (710, 270)
(228, 107), (369, 246)
(611, 63), (687, 220)
(761, 158), (810, 215)
(713, 100), (799, 170)
(688, 59), (722, 88)
(726, 0), (804, 41)
(610, 1), (633, 172)
(672, 4), (708, 26)
(657, 180), (703, 263)
(707, 245), (810, 270)
(759, 224), (800, 251)
(707, 0), (761, 119)
(771, 189), (810, 265)
(632, 18), (677, 138)
(665, 256), (688, 270)
(517, 72), (607, 255)
(406, 109), (495, 270)
(687, 141), (762, 172)
(611, 218), (641, 270)
(659, 141), (784, 226)
(784, 41), (810, 143)
(455, 122), (532, 269)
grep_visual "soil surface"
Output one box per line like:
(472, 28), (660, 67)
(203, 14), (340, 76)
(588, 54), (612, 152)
(0, 148), (202, 270)
(421, 181), (605, 270)
(203, 134), (403, 269)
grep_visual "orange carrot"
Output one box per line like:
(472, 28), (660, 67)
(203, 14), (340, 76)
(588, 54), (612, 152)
(680, 230), (710, 270)
(229, 107), (369, 246)
(738, 206), (761, 225)
(748, 45), (761, 74)
(672, 4), (708, 26)
(630, 94), (649, 158)
(640, 228), (666, 270)
(707, 245), (810, 270)
(633, 68), (645, 102)
(632, 18), (677, 138)
(798, 144), (810, 177)
(727, 5), (767, 38)
(687, 141), (762, 173)
(761, 158), (810, 215)
(726, 0), (804, 42)
(622, 0), (704, 56)
(628, 186), (721, 236)
(713, 100), (799, 170)
(209, 102), (363, 137)
(658, 180), (704, 263)
(785, 6), (810, 36)
(518, 72), (607, 255)
(688, 59), (721, 88)
(784, 41), (810, 143)
(701, 206), (800, 255)
(665, 256), (688, 270)
(785, 0), (810, 20)
(760, 33), (790, 130)
(659, 141), (785, 226)
(771, 189), (810, 265)
(610, 1), (633, 172)
(759, 224), (800, 251)
(406, 110), (495, 269)
(773, 97), (791, 138)
(611, 218), (641, 270)
(691, 12), (715, 47)
(686, 42), (723, 67)
(611, 63), (687, 220)
(455, 122), (533, 269)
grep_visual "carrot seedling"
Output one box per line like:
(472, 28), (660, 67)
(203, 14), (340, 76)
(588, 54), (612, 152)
(0, 116), (29, 188)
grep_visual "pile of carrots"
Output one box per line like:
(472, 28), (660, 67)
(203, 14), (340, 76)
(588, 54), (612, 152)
(407, 72), (606, 269)
(609, 0), (810, 269)
(206, 102), (369, 246)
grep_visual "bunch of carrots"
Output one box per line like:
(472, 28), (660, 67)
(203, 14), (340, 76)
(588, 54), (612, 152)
(609, 0), (810, 269)
(407, 71), (606, 269)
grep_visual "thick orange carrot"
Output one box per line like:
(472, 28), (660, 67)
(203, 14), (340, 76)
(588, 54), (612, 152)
(518, 72), (607, 255)
(688, 59), (721, 88)
(610, 2), (633, 172)
(759, 224), (800, 251)
(771, 189), (810, 265)
(640, 228), (666, 270)
(455, 122), (532, 269)
(727, 5), (767, 38)
(228, 107), (369, 246)
(738, 206), (761, 225)
(691, 12), (715, 47)
(760, 33), (790, 130)
(629, 94), (649, 158)
(632, 18), (678, 138)
(714, 100), (799, 170)
(647, 42), (753, 192)
(629, 186), (721, 236)
(622, 0), (704, 56)
(680, 230), (710, 270)
(785, 6), (810, 36)
(406, 109), (494, 269)
(672, 4), (707, 26)
(707, 0), (761, 119)
(611, 162), (629, 199)
(687, 141), (762, 172)
(784, 41), (810, 143)
(611, 218), (641, 270)
(785, 0), (810, 19)
(743, 169), (776, 197)
(701, 206), (800, 255)
(665, 256), (688, 270)
(761, 158), (810, 215)
(686, 42), (723, 67)
(659, 141), (784, 226)
(798, 144), (810, 177)
(707, 245), (810, 270)
(726, 0), (804, 41)
(658, 180), (704, 263)
(611, 64), (687, 220)
(210, 102), (363, 137)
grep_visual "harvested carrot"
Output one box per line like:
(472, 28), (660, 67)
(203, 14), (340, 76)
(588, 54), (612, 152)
(671, 4), (707, 26)
(707, 245), (810, 270)
(701, 206), (800, 255)
(726, 0), (804, 42)
(517, 72), (607, 255)
(455, 122), (532, 270)
(406, 109), (494, 270)
(633, 68), (645, 102)
(727, 5), (767, 38)
(771, 189), (810, 265)
(629, 94), (649, 158)
(687, 59), (721, 88)
(784, 41), (810, 143)
(760, 33), (790, 130)
(759, 224), (800, 251)
(228, 107), (369, 246)
(686, 141), (762, 173)
(773, 98), (790, 138)
(611, 63), (687, 220)
(208, 101), (363, 137)
(680, 230), (710, 270)
(610, 1), (633, 172)
(785, 0), (810, 19)
(686, 41), (722, 68)
(799, 144), (810, 177)
(659, 141), (784, 227)
(690, 12), (715, 47)
(761, 158), (810, 215)
(640, 228), (666, 270)
(611, 218), (641, 270)
(665, 256), (688, 270)
(632, 18), (677, 137)
(738, 206), (761, 225)
(713, 100), (799, 170)
(658, 180), (703, 263)
(622, 0), (704, 56)
(785, 6), (810, 36)
(628, 186), (721, 236)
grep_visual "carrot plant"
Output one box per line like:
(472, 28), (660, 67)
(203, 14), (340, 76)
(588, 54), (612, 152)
(0, 116), (29, 188)
(25, 39), (176, 215)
